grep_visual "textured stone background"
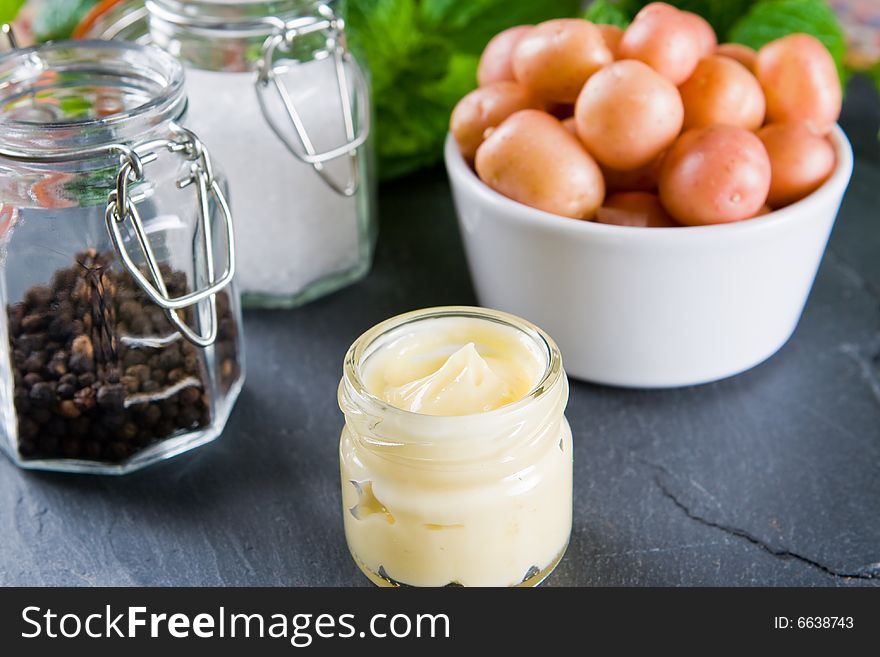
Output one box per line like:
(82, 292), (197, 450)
(1, 79), (878, 587)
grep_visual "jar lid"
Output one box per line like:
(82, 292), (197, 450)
(148, 1), (343, 43)
(75, 0), (327, 40)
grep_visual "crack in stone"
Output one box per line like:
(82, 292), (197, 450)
(654, 476), (880, 581)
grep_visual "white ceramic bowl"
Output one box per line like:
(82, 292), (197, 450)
(445, 127), (853, 387)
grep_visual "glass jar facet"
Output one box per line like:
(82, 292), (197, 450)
(0, 40), (244, 474)
(338, 307), (573, 587)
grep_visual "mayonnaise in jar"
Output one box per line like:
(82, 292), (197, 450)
(338, 307), (572, 587)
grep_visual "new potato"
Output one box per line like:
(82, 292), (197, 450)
(681, 11), (716, 57)
(597, 192), (677, 227)
(618, 2), (703, 84)
(756, 33), (842, 135)
(475, 109), (605, 219)
(575, 60), (684, 170)
(512, 19), (612, 103)
(659, 126), (771, 225)
(758, 123), (836, 208)
(477, 25), (533, 87)
(679, 55), (765, 131)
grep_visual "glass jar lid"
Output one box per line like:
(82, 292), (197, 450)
(148, 0), (319, 37)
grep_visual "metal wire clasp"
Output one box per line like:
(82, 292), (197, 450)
(2, 23), (19, 50)
(254, 3), (369, 197)
(105, 126), (236, 347)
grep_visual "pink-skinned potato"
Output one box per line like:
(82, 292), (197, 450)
(597, 192), (678, 227)
(475, 109), (605, 219)
(478, 25), (533, 87)
(659, 126), (771, 225)
(679, 55), (765, 131)
(755, 33), (841, 135)
(575, 59), (683, 170)
(512, 19), (612, 103)
(618, 2), (703, 84)
(758, 123), (836, 208)
(681, 11), (717, 57)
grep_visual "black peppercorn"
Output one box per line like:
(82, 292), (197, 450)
(23, 352), (46, 374)
(57, 383), (76, 400)
(96, 384), (125, 410)
(7, 251), (236, 464)
(69, 352), (94, 374)
(29, 381), (55, 406)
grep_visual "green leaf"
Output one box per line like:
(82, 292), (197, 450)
(0, 0), (26, 25)
(347, 0), (434, 94)
(582, 0), (631, 28)
(728, 0), (847, 79)
(662, 1), (758, 40)
(346, 0), (450, 178)
(33, 0), (100, 42)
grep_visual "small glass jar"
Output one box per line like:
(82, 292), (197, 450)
(81, 0), (376, 308)
(0, 39), (244, 474)
(338, 307), (573, 587)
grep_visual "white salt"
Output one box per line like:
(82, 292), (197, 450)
(183, 55), (368, 302)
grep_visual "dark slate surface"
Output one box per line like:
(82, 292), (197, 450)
(1, 80), (878, 588)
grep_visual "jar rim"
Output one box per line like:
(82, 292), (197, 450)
(147, 0), (324, 37)
(342, 306), (563, 423)
(0, 40), (186, 154)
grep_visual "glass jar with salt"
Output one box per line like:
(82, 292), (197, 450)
(84, 0), (375, 307)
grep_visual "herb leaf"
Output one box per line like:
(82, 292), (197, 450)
(582, 0), (632, 28)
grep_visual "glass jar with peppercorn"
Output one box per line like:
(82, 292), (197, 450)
(0, 37), (244, 473)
